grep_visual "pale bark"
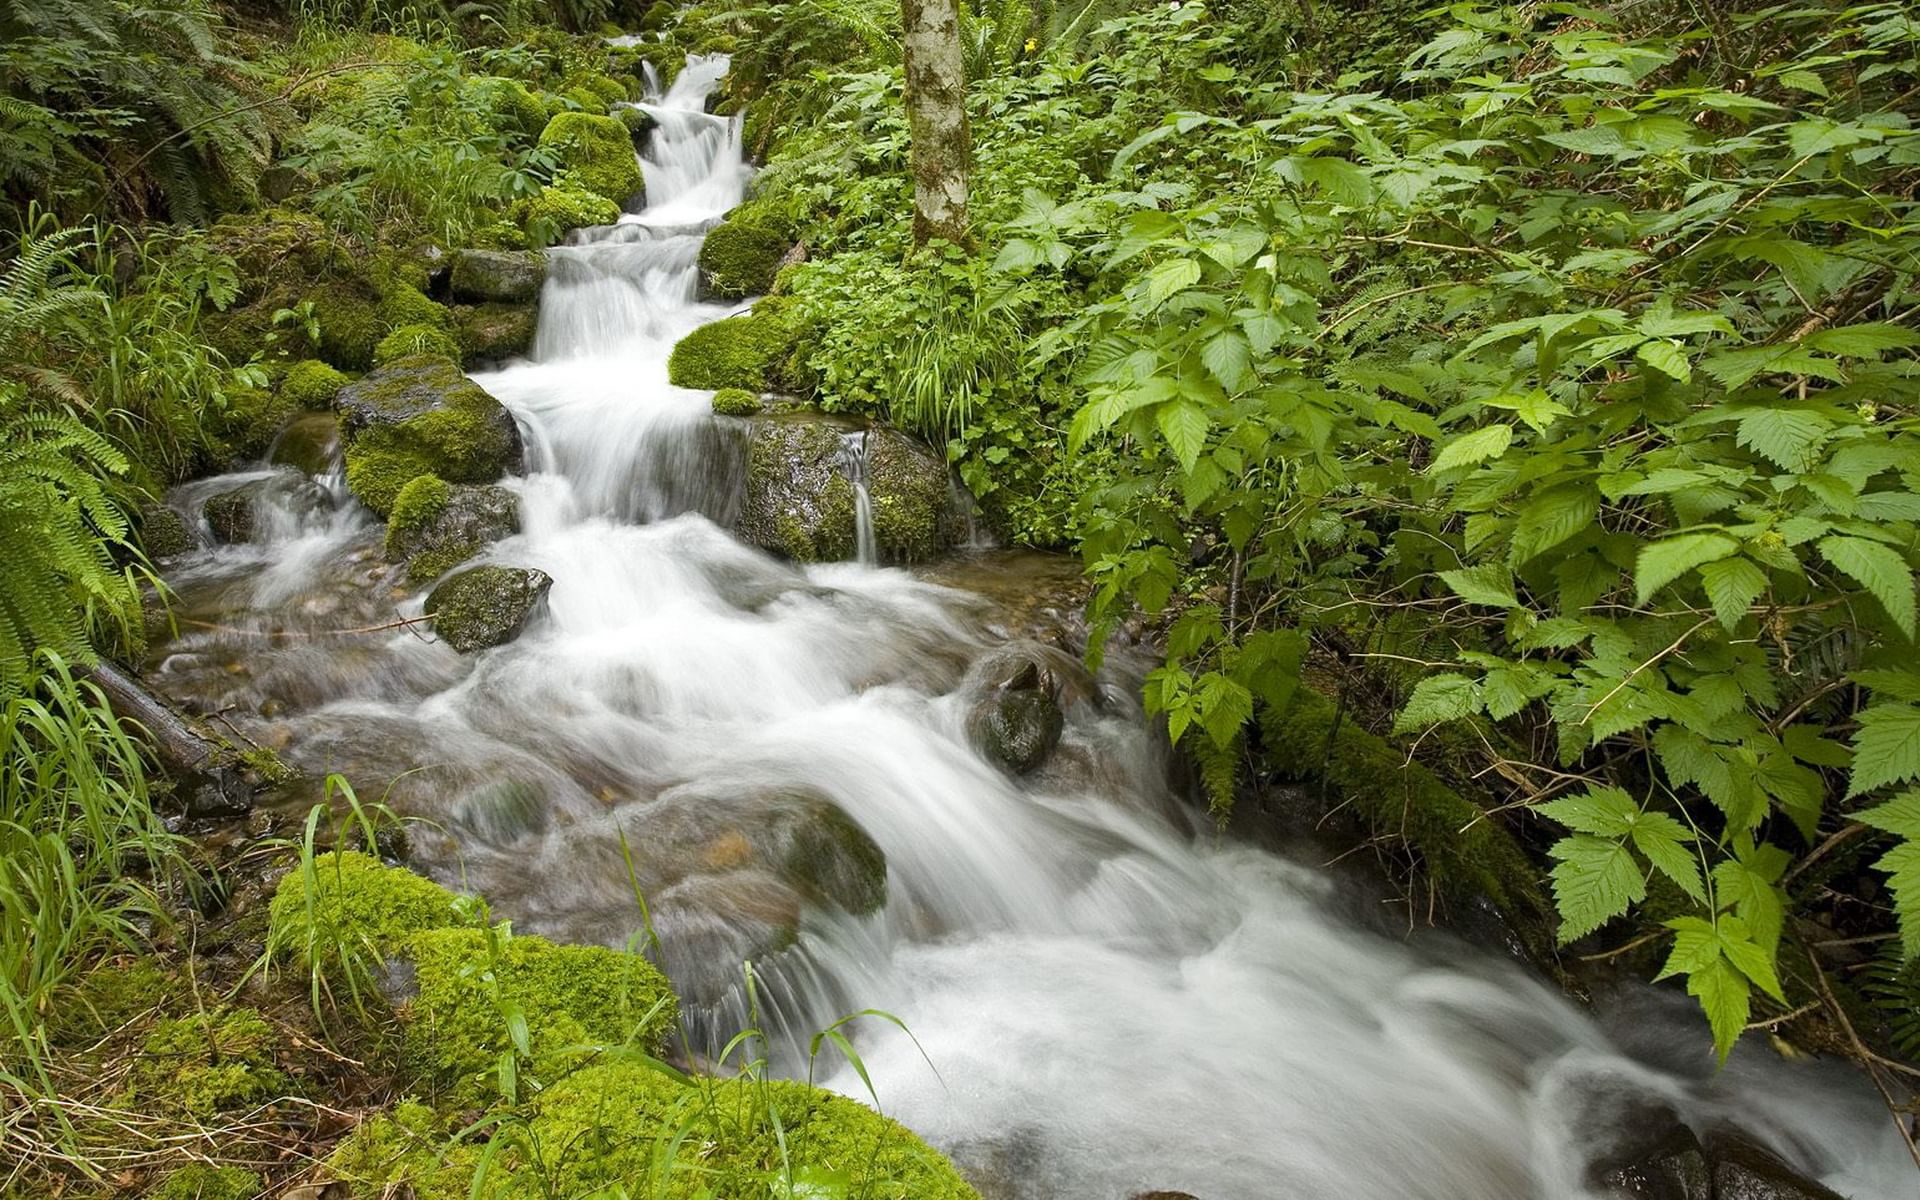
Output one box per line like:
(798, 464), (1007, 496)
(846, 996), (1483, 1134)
(900, 0), (972, 246)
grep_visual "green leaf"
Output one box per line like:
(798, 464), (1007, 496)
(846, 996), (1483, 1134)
(1872, 842), (1920, 959)
(1734, 407), (1831, 472)
(1537, 785), (1637, 837)
(1635, 532), (1738, 605)
(1392, 673), (1480, 733)
(1200, 330), (1252, 390)
(1687, 956), (1750, 1064)
(1144, 258), (1203, 308)
(1856, 790), (1920, 841)
(1429, 424), (1513, 473)
(1699, 557), (1767, 630)
(1632, 812), (1706, 904)
(1438, 563), (1519, 609)
(1819, 535), (1916, 640)
(1156, 401), (1209, 473)
(1850, 704), (1920, 797)
(1635, 338), (1692, 381)
(1548, 834), (1646, 943)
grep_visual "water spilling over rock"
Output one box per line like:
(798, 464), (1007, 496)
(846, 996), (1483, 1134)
(143, 52), (1916, 1200)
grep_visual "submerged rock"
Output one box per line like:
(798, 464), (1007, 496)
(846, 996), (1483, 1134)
(1709, 1134), (1845, 1200)
(334, 353), (525, 516)
(736, 412), (964, 564)
(266, 411), (342, 477)
(973, 689), (1064, 775)
(384, 477), (520, 584)
(778, 799), (888, 915)
(449, 248), (547, 304)
(200, 469), (327, 544)
(425, 565), (551, 653)
(140, 504), (197, 558)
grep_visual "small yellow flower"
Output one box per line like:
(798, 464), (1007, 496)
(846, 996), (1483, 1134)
(1024, 37), (1037, 51)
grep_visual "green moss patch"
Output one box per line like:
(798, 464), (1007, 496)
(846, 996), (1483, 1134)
(536, 111), (643, 206)
(710, 387), (761, 417)
(403, 928), (677, 1094)
(666, 298), (811, 393)
(266, 850), (464, 976)
(375, 323), (463, 366)
(453, 303), (539, 365)
(517, 175), (621, 243)
(698, 218), (790, 301)
(132, 1008), (287, 1118)
(336, 354), (524, 516)
(148, 1164), (262, 1200)
(280, 360), (350, 412)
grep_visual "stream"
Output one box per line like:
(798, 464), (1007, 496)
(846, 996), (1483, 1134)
(147, 55), (1915, 1200)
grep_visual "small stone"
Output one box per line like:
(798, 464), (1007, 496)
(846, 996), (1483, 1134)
(425, 565), (552, 653)
(972, 689), (1065, 775)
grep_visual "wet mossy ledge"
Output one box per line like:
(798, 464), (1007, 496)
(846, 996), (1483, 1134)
(1257, 685), (1551, 943)
(697, 202), (796, 301)
(334, 353), (525, 517)
(665, 296), (812, 393)
(536, 111), (645, 209)
(267, 853), (978, 1200)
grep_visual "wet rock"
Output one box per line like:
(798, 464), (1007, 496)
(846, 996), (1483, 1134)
(425, 565), (551, 653)
(201, 469), (327, 544)
(334, 354), (526, 517)
(140, 504), (197, 558)
(779, 801), (887, 915)
(1599, 1122), (1711, 1200)
(451, 779), (549, 847)
(448, 249), (547, 304)
(972, 689), (1064, 775)
(697, 217), (791, 301)
(453, 302), (538, 365)
(183, 767), (255, 820)
(385, 478), (520, 585)
(267, 411), (342, 477)
(1708, 1133), (1844, 1200)
(736, 413), (964, 564)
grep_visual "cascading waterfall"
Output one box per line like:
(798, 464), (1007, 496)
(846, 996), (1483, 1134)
(145, 53), (1917, 1200)
(840, 430), (878, 568)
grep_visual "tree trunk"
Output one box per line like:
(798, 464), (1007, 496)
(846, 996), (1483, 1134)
(900, 0), (971, 246)
(85, 660), (257, 818)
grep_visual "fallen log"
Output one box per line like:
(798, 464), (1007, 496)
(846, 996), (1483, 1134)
(83, 660), (257, 819)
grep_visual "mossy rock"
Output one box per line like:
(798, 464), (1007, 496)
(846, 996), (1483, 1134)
(335, 354), (525, 517)
(425, 564), (551, 653)
(140, 504), (197, 559)
(265, 850), (464, 978)
(403, 927), (677, 1093)
(209, 383), (297, 462)
(710, 387), (760, 417)
(516, 176), (621, 243)
(737, 415), (960, 565)
(1259, 686), (1551, 938)
(453, 302), (539, 365)
(279, 360), (350, 411)
(468, 75), (548, 143)
(376, 282), (454, 333)
(536, 111), (644, 208)
(310, 278), (388, 371)
(449, 249), (547, 304)
(147, 1164), (262, 1200)
(665, 297), (812, 393)
(50, 957), (175, 1046)
(131, 1007), (286, 1118)
(697, 218), (790, 301)
(328, 1064), (978, 1200)
(780, 801), (887, 915)
(615, 103), (656, 146)
(375, 323), (463, 366)
(386, 478), (520, 584)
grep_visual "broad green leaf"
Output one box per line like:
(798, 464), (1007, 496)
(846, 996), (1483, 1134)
(1635, 532), (1738, 605)
(1156, 401), (1209, 473)
(1537, 785), (1637, 837)
(1144, 258), (1203, 308)
(1632, 813), (1706, 904)
(1393, 673), (1480, 732)
(1509, 485), (1600, 565)
(1687, 955), (1750, 1064)
(1438, 564), (1519, 609)
(1849, 704), (1920, 797)
(1201, 330), (1252, 390)
(1699, 557), (1767, 630)
(1429, 424), (1513, 473)
(1856, 790), (1920, 841)
(1735, 407), (1831, 472)
(1818, 535), (1916, 640)
(1872, 842), (1920, 959)
(1635, 338), (1692, 381)
(1549, 834), (1646, 943)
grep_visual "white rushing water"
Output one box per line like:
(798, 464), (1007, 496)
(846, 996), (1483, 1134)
(150, 55), (1916, 1200)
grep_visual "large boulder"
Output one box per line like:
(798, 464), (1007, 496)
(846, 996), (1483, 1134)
(453, 302), (538, 365)
(425, 565), (551, 653)
(449, 249), (547, 304)
(736, 412), (964, 564)
(334, 354), (525, 517)
(385, 476), (521, 584)
(965, 646), (1075, 776)
(536, 111), (644, 209)
(697, 217), (792, 300)
(666, 296), (811, 393)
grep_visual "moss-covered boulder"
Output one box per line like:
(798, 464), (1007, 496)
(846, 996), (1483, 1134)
(449, 249), (547, 304)
(453, 302), (539, 365)
(615, 103), (656, 146)
(386, 477), (520, 584)
(469, 75), (548, 143)
(328, 1064), (978, 1200)
(537, 111), (644, 208)
(375, 322), (463, 366)
(279, 360), (351, 411)
(737, 415), (962, 565)
(697, 217), (791, 301)
(140, 504), (197, 559)
(710, 387), (760, 417)
(665, 297), (811, 393)
(265, 850), (464, 977)
(517, 172), (622, 244)
(208, 383), (297, 462)
(334, 354), (525, 517)
(426, 564), (551, 653)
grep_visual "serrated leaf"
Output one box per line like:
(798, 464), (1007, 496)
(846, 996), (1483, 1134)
(1856, 790), (1920, 841)
(1658, 916), (1722, 979)
(1393, 673), (1480, 733)
(1438, 563), (1519, 608)
(1714, 851), (1787, 953)
(1537, 785), (1638, 837)
(1144, 258), (1203, 308)
(1200, 329), (1252, 390)
(1156, 401), (1209, 473)
(1699, 557), (1767, 630)
(1632, 812), (1707, 904)
(1429, 424), (1513, 473)
(1819, 535), (1916, 640)
(1510, 485), (1599, 565)
(1735, 407), (1831, 471)
(1636, 338), (1692, 381)
(1873, 842), (1920, 959)
(1687, 955), (1751, 1064)
(1549, 834), (1646, 943)
(1635, 532), (1738, 605)
(1850, 704), (1920, 797)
